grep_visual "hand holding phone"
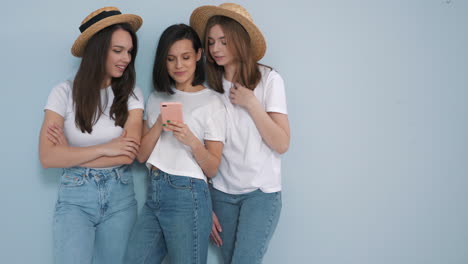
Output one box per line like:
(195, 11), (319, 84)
(160, 102), (183, 131)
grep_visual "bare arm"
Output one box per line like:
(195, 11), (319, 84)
(229, 84), (290, 154)
(166, 121), (224, 178)
(81, 109), (143, 167)
(136, 116), (163, 163)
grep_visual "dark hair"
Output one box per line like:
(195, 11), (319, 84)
(204, 16), (262, 93)
(73, 23), (138, 133)
(152, 24), (205, 94)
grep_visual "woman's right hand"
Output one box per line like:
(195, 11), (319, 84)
(100, 130), (140, 159)
(210, 212), (223, 247)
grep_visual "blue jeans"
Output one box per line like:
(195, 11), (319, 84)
(53, 165), (137, 264)
(211, 187), (282, 264)
(125, 169), (212, 264)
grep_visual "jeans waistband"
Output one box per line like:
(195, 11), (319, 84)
(64, 165), (127, 179)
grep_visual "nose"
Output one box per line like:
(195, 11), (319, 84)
(122, 52), (131, 63)
(175, 58), (182, 69)
(212, 41), (220, 53)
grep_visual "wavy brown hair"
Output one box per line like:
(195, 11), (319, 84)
(204, 16), (262, 93)
(73, 23), (138, 133)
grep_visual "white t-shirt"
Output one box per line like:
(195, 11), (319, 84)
(212, 65), (288, 194)
(145, 88), (226, 181)
(44, 80), (144, 148)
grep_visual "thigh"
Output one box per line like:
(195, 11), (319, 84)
(160, 176), (212, 264)
(124, 201), (167, 264)
(231, 191), (282, 264)
(210, 187), (241, 264)
(93, 202), (137, 264)
(54, 203), (95, 264)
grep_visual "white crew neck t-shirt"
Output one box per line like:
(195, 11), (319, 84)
(145, 88), (226, 181)
(212, 65), (288, 194)
(44, 80), (144, 148)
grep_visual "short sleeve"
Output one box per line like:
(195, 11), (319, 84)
(128, 86), (144, 111)
(44, 81), (71, 117)
(204, 106), (227, 143)
(264, 71), (288, 114)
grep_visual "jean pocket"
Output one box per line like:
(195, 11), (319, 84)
(60, 173), (85, 187)
(167, 175), (192, 189)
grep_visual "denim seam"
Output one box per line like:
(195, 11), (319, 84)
(258, 193), (279, 263)
(191, 179), (199, 264)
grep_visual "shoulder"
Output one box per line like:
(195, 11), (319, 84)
(258, 65), (283, 84)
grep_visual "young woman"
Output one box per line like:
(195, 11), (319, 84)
(39, 7), (144, 264)
(124, 24), (226, 264)
(190, 3), (291, 263)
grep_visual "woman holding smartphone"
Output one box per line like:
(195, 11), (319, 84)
(39, 7), (143, 264)
(125, 24), (226, 264)
(190, 3), (290, 263)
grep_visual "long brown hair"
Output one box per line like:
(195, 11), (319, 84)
(204, 16), (262, 93)
(73, 23), (138, 133)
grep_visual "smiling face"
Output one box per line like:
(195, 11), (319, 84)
(207, 24), (235, 68)
(104, 28), (133, 86)
(166, 39), (201, 87)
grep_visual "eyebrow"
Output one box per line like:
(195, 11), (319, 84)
(167, 52), (194, 56)
(208, 36), (225, 40)
(112, 45), (132, 49)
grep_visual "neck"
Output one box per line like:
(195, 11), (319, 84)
(175, 80), (203, 93)
(223, 63), (237, 82)
(102, 77), (111, 89)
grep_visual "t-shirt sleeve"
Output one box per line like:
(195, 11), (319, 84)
(265, 71), (288, 114)
(128, 86), (145, 111)
(204, 106), (227, 143)
(44, 81), (71, 117)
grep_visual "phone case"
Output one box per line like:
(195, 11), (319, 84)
(160, 102), (183, 131)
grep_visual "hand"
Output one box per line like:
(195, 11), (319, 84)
(100, 130), (140, 159)
(210, 212), (223, 247)
(165, 120), (199, 148)
(229, 82), (256, 108)
(47, 123), (68, 146)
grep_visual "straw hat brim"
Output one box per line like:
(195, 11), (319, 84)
(71, 14), (142, 57)
(190, 5), (266, 61)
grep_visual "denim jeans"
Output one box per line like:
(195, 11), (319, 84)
(53, 165), (137, 264)
(125, 169), (212, 264)
(211, 187), (282, 264)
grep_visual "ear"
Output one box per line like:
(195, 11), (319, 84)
(196, 48), (202, 61)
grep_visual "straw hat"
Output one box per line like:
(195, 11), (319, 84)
(71, 6), (143, 57)
(190, 3), (266, 61)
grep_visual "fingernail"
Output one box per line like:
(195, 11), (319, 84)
(167, 120), (170, 123)
(162, 124), (166, 127)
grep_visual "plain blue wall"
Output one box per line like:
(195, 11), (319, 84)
(1, 0), (467, 263)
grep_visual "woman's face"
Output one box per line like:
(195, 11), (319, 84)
(207, 24), (234, 67)
(166, 39), (201, 86)
(104, 28), (133, 86)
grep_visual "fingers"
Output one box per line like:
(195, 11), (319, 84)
(46, 134), (58, 144)
(210, 225), (223, 247)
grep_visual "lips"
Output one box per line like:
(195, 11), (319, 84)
(174, 71), (186, 76)
(116, 65), (127, 72)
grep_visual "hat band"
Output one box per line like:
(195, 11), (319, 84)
(79, 10), (122, 33)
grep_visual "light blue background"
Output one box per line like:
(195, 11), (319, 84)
(1, 0), (467, 263)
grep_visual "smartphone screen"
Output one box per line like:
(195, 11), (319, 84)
(160, 102), (183, 131)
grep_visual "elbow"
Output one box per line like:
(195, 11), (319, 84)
(136, 154), (147, 164)
(275, 142), (290, 155)
(39, 154), (53, 169)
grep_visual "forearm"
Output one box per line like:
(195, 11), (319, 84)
(247, 100), (290, 154)
(40, 144), (104, 168)
(137, 122), (163, 163)
(190, 140), (221, 178)
(81, 155), (133, 168)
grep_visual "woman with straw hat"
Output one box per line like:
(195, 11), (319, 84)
(190, 3), (290, 263)
(39, 7), (144, 264)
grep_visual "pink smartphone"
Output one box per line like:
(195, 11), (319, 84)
(160, 102), (183, 131)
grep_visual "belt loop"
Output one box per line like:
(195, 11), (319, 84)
(114, 166), (122, 179)
(85, 167), (90, 179)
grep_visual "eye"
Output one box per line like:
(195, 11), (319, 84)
(221, 41), (227, 45)
(113, 49), (122, 53)
(167, 57), (175, 62)
(183, 56), (190, 60)
(208, 40), (214, 46)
